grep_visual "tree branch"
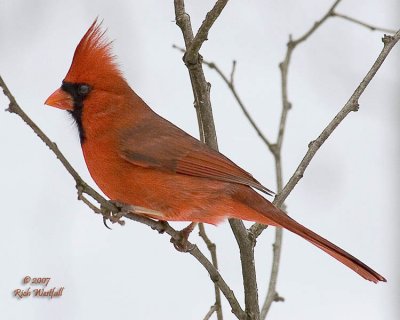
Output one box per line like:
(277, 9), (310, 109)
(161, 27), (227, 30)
(291, 0), (342, 46)
(332, 12), (397, 34)
(229, 219), (260, 319)
(173, 44), (274, 151)
(203, 304), (218, 320)
(259, 2), (343, 316)
(260, 26), (400, 320)
(277, 0), (342, 150)
(174, 0), (219, 149)
(203, 58), (275, 152)
(185, 0), (230, 65)
(174, 2), (260, 319)
(121, 212), (246, 319)
(0, 76), (117, 212)
(250, 30), (400, 248)
(199, 223), (223, 320)
(275, 31), (400, 208)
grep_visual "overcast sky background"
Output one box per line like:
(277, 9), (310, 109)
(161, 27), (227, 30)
(1, 1), (399, 319)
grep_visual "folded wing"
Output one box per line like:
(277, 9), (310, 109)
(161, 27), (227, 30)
(118, 116), (274, 195)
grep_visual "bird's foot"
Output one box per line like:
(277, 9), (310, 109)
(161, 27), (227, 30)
(171, 222), (197, 252)
(151, 221), (169, 234)
(101, 200), (130, 229)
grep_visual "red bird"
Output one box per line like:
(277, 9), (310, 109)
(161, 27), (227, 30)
(45, 20), (385, 283)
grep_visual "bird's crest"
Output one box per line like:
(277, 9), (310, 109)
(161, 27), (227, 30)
(64, 19), (123, 87)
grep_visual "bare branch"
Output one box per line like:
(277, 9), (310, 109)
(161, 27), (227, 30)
(229, 219), (260, 319)
(252, 2), (400, 318)
(121, 213), (246, 319)
(275, 32), (400, 208)
(260, 228), (283, 319)
(77, 190), (101, 214)
(259, 27), (400, 320)
(277, 0), (342, 150)
(252, 2), (344, 316)
(185, 0), (230, 65)
(292, 0), (342, 46)
(203, 59), (275, 152)
(203, 304), (218, 320)
(230, 60), (236, 86)
(0, 75), (246, 320)
(172, 45), (275, 161)
(332, 12), (398, 34)
(251, 31), (400, 237)
(199, 223), (223, 320)
(174, 2), (259, 319)
(0, 76), (117, 213)
(173, 0), (194, 48)
(174, 0), (219, 149)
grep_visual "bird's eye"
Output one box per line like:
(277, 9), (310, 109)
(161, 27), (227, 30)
(78, 84), (91, 96)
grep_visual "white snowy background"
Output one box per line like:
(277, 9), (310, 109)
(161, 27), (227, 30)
(1, 1), (399, 319)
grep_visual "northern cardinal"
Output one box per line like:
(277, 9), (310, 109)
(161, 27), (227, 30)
(45, 20), (385, 283)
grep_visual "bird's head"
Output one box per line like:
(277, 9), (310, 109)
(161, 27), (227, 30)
(45, 19), (128, 111)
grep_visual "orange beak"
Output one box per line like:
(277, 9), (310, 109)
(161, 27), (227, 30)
(45, 88), (73, 110)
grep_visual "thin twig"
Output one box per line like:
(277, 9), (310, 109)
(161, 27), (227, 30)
(275, 31), (400, 209)
(256, 2), (344, 317)
(332, 12), (397, 34)
(119, 212), (246, 319)
(77, 191), (101, 214)
(291, 0), (342, 46)
(252, 34), (400, 313)
(174, 0), (219, 150)
(174, 2), (259, 319)
(259, 126), (286, 319)
(204, 59), (275, 152)
(185, 0), (230, 65)
(0, 75), (246, 320)
(0, 79), (118, 216)
(203, 304), (218, 320)
(230, 60), (236, 86)
(277, 0), (342, 149)
(199, 223), (223, 320)
(173, 44), (275, 158)
(260, 6), (400, 320)
(229, 219), (260, 319)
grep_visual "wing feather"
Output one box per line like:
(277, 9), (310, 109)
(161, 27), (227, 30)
(176, 152), (274, 195)
(119, 116), (274, 195)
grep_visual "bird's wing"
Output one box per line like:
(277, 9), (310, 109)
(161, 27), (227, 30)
(118, 117), (274, 195)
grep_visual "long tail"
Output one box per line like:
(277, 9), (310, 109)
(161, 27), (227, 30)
(273, 212), (385, 283)
(232, 187), (386, 283)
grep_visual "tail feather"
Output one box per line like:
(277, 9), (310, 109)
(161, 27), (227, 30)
(231, 187), (386, 283)
(276, 214), (386, 283)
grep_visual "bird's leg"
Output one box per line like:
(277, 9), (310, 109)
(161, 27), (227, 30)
(181, 222), (198, 239)
(171, 222), (197, 252)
